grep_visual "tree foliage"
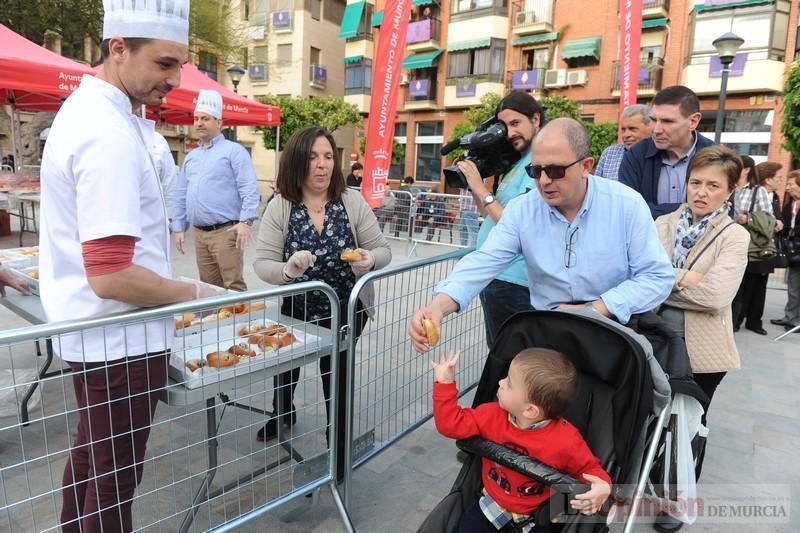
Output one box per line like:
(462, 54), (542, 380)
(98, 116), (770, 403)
(541, 95), (617, 164)
(2, 0), (245, 65)
(256, 95), (363, 150)
(585, 122), (619, 162)
(782, 61), (800, 160)
(540, 95), (582, 121)
(359, 137), (405, 163)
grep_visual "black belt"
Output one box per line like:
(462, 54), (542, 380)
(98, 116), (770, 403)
(194, 220), (236, 232)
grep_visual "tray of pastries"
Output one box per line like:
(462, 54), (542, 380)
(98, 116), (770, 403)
(168, 318), (323, 389)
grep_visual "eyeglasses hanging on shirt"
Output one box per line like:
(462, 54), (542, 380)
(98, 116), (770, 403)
(564, 225), (579, 268)
(525, 157), (585, 180)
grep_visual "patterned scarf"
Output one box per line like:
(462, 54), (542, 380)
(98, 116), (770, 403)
(672, 203), (729, 268)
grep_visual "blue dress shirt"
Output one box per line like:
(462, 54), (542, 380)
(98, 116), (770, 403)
(170, 133), (260, 231)
(434, 175), (675, 323)
(475, 152), (533, 287)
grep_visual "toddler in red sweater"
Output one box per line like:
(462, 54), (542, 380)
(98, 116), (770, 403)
(432, 348), (612, 532)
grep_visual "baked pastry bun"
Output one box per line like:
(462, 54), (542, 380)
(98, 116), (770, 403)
(228, 343), (256, 357)
(422, 319), (440, 346)
(340, 250), (362, 263)
(206, 351), (239, 368)
(258, 332), (296, 351)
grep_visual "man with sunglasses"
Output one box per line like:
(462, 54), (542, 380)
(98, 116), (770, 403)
(408, 118), (674, 353)
(455, 90), (544, 349)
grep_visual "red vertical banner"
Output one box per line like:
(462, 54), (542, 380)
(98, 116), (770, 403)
(362, 0), (411, 208)
(618, 0), (643, 142)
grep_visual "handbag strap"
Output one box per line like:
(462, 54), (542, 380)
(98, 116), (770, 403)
(686, 222), (736, 271)
(748, 185), (760, 213)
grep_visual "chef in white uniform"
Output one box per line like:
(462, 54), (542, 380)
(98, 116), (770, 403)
(39, 1), (215, 531)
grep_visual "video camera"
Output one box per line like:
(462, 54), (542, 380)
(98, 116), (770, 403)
(441, 117), (521, 190)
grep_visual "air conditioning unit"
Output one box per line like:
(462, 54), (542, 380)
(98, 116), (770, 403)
(567, 69), (588, 86)
(516, 11), (535, 25)
(544, 69), (567, 88)
(400, 72), (410, 86)
(176, 125), (189, 136)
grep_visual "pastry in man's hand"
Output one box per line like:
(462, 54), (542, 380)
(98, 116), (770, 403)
(423, 319), (440, 346)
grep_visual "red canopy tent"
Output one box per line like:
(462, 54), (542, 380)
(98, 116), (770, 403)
(0, 23), (95, 112)
(151, 64), (280, 127)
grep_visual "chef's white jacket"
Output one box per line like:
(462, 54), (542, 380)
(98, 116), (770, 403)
(40, 75), (174, 363)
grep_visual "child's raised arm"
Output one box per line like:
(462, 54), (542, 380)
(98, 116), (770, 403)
(430, 349), (461, 384)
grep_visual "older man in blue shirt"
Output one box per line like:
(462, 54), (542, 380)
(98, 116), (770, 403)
(171, 90), (260, 291)
(409, 118), (674, 352)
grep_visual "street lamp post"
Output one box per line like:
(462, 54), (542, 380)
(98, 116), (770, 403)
(226, 65), (245, 142)
(712, 32), (744, 144)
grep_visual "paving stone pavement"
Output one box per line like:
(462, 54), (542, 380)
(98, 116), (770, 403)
(0, 218), (798, 532)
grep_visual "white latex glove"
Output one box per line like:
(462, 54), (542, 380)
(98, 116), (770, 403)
(350, 248), (375, 276)
(284, 250), (316, 279)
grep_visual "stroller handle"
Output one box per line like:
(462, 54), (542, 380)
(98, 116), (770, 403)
(456, 437), (592, 496)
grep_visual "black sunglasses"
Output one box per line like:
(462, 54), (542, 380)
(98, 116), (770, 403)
(525, 157), (585, 180)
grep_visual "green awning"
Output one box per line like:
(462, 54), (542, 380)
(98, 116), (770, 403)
(338, 0), (366, 39)
(371, 10), (383, 27)
(561, 36), (601, 61)
(695, 0), (772, 13)
(512, 32), (558, 47)
(412, 0), (435, 5)
(344, 55), (364, 64)
(447, 38), (491, 52)
(642, 17), (667, 29)
(402, 50), (443, 69)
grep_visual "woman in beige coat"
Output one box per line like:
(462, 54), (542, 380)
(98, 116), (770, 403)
(253, 126), (391, 451)
(655, 145), (749, 414)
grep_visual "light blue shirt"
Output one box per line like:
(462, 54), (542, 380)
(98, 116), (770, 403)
(657, 133), (698, 205)
(595, 143), (626, 181)
(170, 133), (260, 231)
(434, 175), (675, 323)
(476, 152), (534, 286)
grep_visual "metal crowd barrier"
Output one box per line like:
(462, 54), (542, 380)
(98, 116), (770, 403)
(342, 248), (486, 505)
(350, 186), (482, 256)
(0, 283), (354, 532)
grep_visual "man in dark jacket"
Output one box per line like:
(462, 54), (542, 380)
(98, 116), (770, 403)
(619, 85), (714, 219)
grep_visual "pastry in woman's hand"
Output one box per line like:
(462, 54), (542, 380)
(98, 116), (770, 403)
(340, 249), (363, 263)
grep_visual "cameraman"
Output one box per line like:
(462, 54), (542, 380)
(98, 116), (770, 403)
(456, 91), (543, 348)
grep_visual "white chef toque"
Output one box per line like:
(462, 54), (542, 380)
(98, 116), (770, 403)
(103, 0), (191, 46)
(194, 89), (223, 119)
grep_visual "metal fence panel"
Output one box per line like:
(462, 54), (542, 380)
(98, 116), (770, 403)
(342, 249), (486, 503)
(0, 283), (354, 532)
(410, 191), (479, 252)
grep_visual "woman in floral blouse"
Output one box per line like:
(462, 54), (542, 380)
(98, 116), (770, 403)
(253, 126), (391, 462)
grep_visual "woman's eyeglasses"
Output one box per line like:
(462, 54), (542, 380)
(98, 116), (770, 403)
(525, 157), (585, 180)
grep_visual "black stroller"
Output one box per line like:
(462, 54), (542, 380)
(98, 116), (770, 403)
(418, 310), (672, 533)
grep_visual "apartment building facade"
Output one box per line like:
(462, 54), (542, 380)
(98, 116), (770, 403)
(344, 0), (798, 188)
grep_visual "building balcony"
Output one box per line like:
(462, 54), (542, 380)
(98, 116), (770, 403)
(642, 0), (669, 19)
(271, 10), (293, 33)
(449, 0), (508, 22)
(346, 28), (373, 43)
(405, 78), (438, 110)
(512, 0), (554, 36)
(309, 64), (327, 89)
(507, 68), (545, 93)
(407, 18), (441, 53)
(682, 55), (784, 95)
(344, 93), (371, 113)
(444, 74), (505, 108)
(611, 57), (664, 96)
